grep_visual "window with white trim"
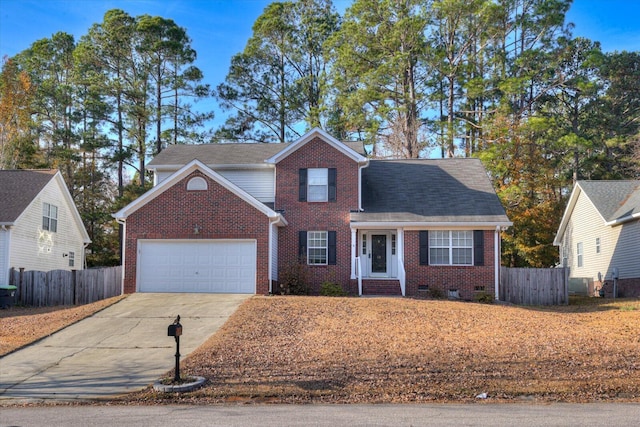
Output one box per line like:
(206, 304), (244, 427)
(308, 231), (328, 264)
(429, 230), (473, 265)
(68, 251), (75, 267)
(187, 176), (208, 191)
(42, 203), (58, 232)
(577, 242), (583, 267)
(595, 237), (601, 254)
(307, 168), (328, 202)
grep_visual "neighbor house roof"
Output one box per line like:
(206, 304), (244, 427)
(351, 159), (511, 226)
(0, 169), (58, 224)
(554, 180), (640, 245)
(148, 136), (366, 169)
(578, 180), (640, 223)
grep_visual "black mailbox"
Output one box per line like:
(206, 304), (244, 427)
(168, 323), (182, 337)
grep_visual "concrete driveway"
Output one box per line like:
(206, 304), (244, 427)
(0, 293), (250, 402)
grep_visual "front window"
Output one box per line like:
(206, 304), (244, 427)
(429, 230), (473, 265)
(42, 203), (58, 232)
(308, 231), (327, 264)
(307, 168), (328, 202)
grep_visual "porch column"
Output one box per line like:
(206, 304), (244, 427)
(350, 228), (357, 279)
(398, 228), (405, 296)
(494, 226), (500, 300)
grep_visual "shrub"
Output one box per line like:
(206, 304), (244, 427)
(474, 292), (494, 304)
(427, 287), (445, 299)
(279, 261), (310, 295)
(320, 281), (347, 297)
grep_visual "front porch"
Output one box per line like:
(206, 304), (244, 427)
(351, 228), (406, 296)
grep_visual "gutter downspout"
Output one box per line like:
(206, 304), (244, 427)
(268, 217), (276, 295)
(494, 226), (500, 301)
(115, 218), (126, 294)
(358, 159), (369, 211)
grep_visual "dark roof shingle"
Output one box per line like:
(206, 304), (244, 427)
(0, 170), (57, 223)
(148, 141), (367, 167)
(578, 180), (640, 222)
(353, 159), (509, 223)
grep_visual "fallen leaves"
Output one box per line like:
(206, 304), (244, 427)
(128, 296), (640, 404)
(0, 295), (126, 356)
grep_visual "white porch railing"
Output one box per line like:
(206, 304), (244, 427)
(398, 255), (406, 296)
(355, 256), (362, 296)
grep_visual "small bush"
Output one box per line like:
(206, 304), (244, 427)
(320, 282), (347, 297)
(474, 292), (495, 304)
(279, 261), (310, 295)
(427, 287), (445, 299)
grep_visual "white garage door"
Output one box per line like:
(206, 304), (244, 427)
(138, 240), (256, 293)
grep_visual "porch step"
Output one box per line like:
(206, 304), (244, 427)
(362, 279), (402, 296)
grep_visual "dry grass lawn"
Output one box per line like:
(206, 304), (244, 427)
(130, 296), (640, 404)
(0, 295), (126, 356)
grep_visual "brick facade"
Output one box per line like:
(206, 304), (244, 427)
(123, 171), (271, 294)
(602, 278), (640, 298)
(404, 229), (496, 300)
(275, 137), (360, 294)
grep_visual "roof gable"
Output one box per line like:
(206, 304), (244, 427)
(113, 159), (286, 225)
(0, 169), (90, 243)
(147, 131), (367, 170)
(265, 128), (368, 165)
(0, 169), (57, 224)
(554, 180), (640, 245)
(352, 159), (511, 225)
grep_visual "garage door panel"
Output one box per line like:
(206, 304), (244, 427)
(138, 240), (256, 293)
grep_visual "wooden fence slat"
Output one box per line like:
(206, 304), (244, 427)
(500, 267), (569, 306)
(10, 266), (122, 307)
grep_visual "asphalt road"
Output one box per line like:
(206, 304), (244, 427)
(1, 403), (640, 426)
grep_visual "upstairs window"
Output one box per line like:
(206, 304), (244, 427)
(42, 203), (58, 233)
(595, 237), (601, 254)
(299, 168), (336, 202)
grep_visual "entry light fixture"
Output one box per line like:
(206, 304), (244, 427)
(194, 224), (201, 234)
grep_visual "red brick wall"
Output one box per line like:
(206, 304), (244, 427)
(123, 170), (271, 294)
(404, 230), (496, 300)
(275, 137), (360, 293)
(602, 278), (640, 298)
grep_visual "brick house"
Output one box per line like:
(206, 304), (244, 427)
(113, 128), (511, 299)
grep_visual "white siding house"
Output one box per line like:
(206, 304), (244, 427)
(0, 170), (91, 285)
(554, 180), (640, 296)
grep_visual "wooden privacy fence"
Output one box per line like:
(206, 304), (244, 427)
(500, 267), (569, 306)
(9, 266), (122, 307)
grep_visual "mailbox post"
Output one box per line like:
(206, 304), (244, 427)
(167, 315), (183, 382)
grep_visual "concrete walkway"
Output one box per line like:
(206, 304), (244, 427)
(0, 293), (250, 402)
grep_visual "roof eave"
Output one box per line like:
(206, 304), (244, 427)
(350, 220), (512, 229)
(605, 211), (640, 227)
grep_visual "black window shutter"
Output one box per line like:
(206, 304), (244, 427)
(299, 231), (307, 261)
(328, 231), (337, 265)
(299, 169), (307, 202)
(328, 168), (337, 202)
(474, 230), (484, 266)
(419, 231), (429, 265)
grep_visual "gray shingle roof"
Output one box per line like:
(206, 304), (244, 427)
(148, 141), (367, 167)
(578, 180), (640, 222)
(0, 169), (57, 223)
(352, 159), (510, 224)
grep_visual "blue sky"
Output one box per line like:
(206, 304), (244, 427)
(1, 0), (639, 130)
